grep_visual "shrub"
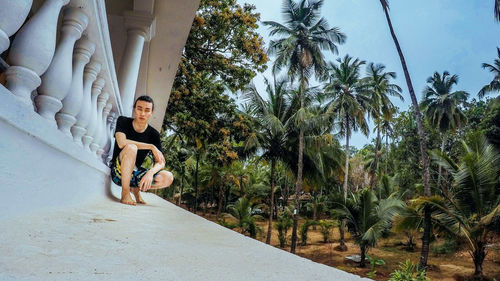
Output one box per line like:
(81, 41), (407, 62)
(389, 260), (427, 281)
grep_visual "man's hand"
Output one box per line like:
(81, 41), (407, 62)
(151, 145), (165, 164)
(139, 171), (154, 192)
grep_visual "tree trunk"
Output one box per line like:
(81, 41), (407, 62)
(438, 134), (449, 197)
(312, 198), (317, 230)
(194, 152), (200, 214)
(266, 159), (276, 244)
(217, 173), (224, 217)
(385, 131), (389, 175)
(291, 72), (306, 254)
(473, 242), (486, 280)
(380, 2), (432, 269)
(369, 122), (381, 189)
(339, 219), (347, 249)
(177, 168), (184, 206)
(360, 244), (367, 268)
(339, 117), (350, 250)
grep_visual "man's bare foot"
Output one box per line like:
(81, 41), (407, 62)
(132, 189), (146, 204)
(120, 193), (136, 206)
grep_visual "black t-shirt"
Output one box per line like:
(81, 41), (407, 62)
(111, 116), (162, 168)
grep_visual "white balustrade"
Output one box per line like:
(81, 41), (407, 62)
(97, 102), (113, 158)
(5, 0), (70, 107)
(90, 91), (109, 153)
(72, 60), (101, 146)
(105, 112), (117, 164)
(83, 76), (105, 151)
(0, 0), (32, 53)
(36, 7), (88, 126)
(56, 36), (95, 137)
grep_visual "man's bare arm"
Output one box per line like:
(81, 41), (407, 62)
(115, 132), (154, 150)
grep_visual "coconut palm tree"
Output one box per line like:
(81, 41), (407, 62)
(336, 188), (404, 267)
(365, 63), (403, 188)
(243, 76), (296, 244)
(479, 47), (500, 99)
(264, 0), (346, 254)
(421, 71), (468, 192)
(377, 0), (432, 269)
(225, 197), (264, 238)
(423, 133), (500, 279)
(324, 55), (370, 249)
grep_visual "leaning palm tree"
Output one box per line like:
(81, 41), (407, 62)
(336, 188), (404, 267)
(243, 76), (296, 245)
(264, 0), (346, 254)
(324, 55), (370, 249)
(365, 63), (403, 188)
(479, 47), (500, 99)
(422, 133), (500, 280)
(378, 0), (432, 269)
(421, 71), (468, 192)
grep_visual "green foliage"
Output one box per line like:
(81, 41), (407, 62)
(366, 254), (386, 278)
(318, 219), (335, 243)
(275, 207), (294, 247)
(389, 260), (428, 281)
(224, 197), (263, 238)
(300, 220), (318, 246)
(431, 238), (456, 255)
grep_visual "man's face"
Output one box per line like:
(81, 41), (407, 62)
(133, 100), (154, 123)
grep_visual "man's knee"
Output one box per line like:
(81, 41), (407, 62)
(122, 144), (138, 155)
(159, 171), (174, 187)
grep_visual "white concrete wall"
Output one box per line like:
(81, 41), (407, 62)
(0, 85), (111, 219)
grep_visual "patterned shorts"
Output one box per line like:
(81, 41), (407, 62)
(110, 157), (159, 187)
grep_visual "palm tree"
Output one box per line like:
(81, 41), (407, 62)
(495, 0), (500, 21)
(336, 188), (404, 267)
(225, 197), (264, 238)
(264, 0), (346, 254)
(365, 63), (403, 188)
(423, 133), (500, 280)
(378, 0), (432, 269)
(421, 71), (468, 192)
(243, 76), (296, 244)
(324, 55), (370, 249)
(479, 48), (500, 99)
(380, 110), (396, 174)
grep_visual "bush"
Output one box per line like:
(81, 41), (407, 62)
(318, 220), (335, 243)
(431, 238), (456, 255)
(300, 220), (318, 246)
(389, 260), (427, 281)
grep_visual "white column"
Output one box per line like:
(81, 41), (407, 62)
(36, 7), (88, 126)
(117, 11), (155, 117)
(56, 36), (95, 137)
(83, 77), (105, 151)
(72, 61), (101, 146)
(97, 102), (113, 159)
(0, 0), (32, 53)
(5, 0), (70, 107)
(90, 91), (109, 153)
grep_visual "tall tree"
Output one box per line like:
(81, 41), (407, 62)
(365, 63), (403, 188)
(421, 71), (468, 192)
(495, 0), (500, 21)
(479, 48), (500, 99)
(243, 77), (296, 244)
(264, 0), (346, 254)
(324, 55), (370, 249)
(378, 0), (432, 269)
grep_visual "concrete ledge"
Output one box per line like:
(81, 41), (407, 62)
(0, 85), (111, 219)
(0, 191), (371, 281)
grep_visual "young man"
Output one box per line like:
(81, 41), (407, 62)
(110, 95), (174, 205)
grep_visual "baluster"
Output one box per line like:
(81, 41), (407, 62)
(97, 102), (113, 159)
(90, 91), (109, 153)
(71, 61), (100, 146)
(83, 76), (105, 151)
(105, 112), (117, 164)
(36, 7), (88, 126)
(5, 0), (70, 107)
(0, 0), (32, 53)
(56, 36), (95, 137)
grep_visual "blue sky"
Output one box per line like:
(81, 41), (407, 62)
(235, 0), (500, 148)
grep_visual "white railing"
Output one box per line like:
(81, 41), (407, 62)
(0, 0), (122, 164)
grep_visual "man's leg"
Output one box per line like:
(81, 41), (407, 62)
(149, 170), (174, 189)
(119, 144), (138, 205)
(131, 187), (146, 204)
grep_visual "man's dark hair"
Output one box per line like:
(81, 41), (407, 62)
(134, 95), (154, 110)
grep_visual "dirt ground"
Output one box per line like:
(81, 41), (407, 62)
(195, 210), (500, 281)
